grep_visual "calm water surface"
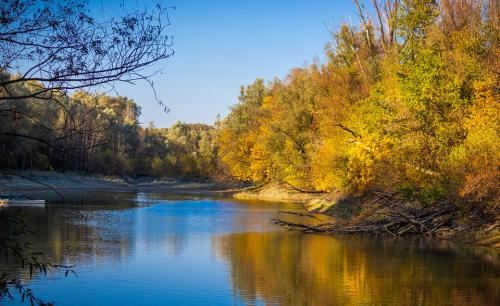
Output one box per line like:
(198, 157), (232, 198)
(1, 191), (498, 306)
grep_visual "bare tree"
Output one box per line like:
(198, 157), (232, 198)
(0, 0), (174, 170)
(353, 0), (399, 51)
(0, 0), (174, 102)
(371, 0), (400, 50)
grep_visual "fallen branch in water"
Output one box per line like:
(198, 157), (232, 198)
(278, 210), (321, 220)
(272, 218), (328, 233)
(272, 192), (462, 237)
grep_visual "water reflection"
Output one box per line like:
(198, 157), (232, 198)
(217, 232), (499, 306)
(0, 192), (498, 306)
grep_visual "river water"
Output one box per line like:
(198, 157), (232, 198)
(1, 191), (498, 306)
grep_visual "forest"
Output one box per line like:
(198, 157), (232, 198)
(0, 89), (220, 180)
(219, 0), (499, 210)
(1, 0), (498, 208)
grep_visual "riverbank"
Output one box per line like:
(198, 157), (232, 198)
(0, 170), (232, 196)
(235, 183), (500, 248)
(234, 183), (334, 208)
(1, 171), (498, 248)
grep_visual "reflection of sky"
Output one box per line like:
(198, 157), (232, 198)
(3, 194), (498, 306)
(4, 196), (288, 305)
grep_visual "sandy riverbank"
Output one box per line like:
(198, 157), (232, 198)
(234, 183), (339, 212)
(0, 171), (232, 196)
(0, 171), (329, 203)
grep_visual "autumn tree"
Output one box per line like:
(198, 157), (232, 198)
(217, 0), (499, 209)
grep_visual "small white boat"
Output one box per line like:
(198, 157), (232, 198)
(0, 194), (46, 206)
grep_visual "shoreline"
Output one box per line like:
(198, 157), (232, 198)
(1, 171), (497, 248)
(0, 170), (234, 197)
(234, 183), (500, 249)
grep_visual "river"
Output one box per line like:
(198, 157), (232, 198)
(1, 191), (498, 306)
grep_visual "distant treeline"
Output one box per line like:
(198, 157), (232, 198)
(1, 0), (498, 206)
(0, 85), (221, 181)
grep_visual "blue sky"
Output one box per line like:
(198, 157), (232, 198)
(90, 0), (356, 127)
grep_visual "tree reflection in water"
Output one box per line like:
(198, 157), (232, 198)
(0, 194), (498, 306)
(217, 232), (499, 306)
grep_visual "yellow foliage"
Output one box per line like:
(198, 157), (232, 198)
(215, 1), (498, 209)
(457, 75), (500, 202)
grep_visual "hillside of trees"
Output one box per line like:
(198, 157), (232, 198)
(1, 0), (498, 209)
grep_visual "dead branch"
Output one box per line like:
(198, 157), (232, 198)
(278, 210), (322, 220)
(271, 218), (327, 233)
(272, 191), (461, 237)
